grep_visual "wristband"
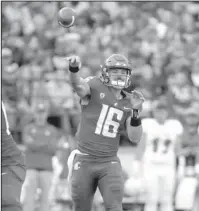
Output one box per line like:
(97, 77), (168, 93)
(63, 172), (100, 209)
(130, 117), (141, 127)
(130, 109), (141, 126)
(69, 66), (79, 73)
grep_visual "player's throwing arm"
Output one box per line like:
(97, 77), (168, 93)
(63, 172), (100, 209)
(67, 56), (90, 98)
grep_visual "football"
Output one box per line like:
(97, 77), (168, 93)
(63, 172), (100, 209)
(57, 7), (76, 28)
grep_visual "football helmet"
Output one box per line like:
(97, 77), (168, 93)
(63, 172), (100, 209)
(100, 54), (132, 89)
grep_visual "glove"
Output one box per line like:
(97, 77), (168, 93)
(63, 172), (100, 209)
(130, 90), (145, 111)
(67, 55), (81, 73)
(129, 90), (145, 126)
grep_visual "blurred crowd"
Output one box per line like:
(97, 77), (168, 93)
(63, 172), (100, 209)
(2, 2), (199, 144)
(2, 2), (199, 211)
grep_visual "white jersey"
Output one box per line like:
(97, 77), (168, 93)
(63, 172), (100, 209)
(142, 118), (183, 167)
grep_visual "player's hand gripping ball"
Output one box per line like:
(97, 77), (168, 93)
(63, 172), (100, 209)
(57, 7), (76, 28)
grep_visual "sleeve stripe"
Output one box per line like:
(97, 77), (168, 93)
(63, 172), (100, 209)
(2, 102), (11, 135)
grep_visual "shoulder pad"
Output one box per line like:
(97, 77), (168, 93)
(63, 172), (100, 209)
(142, 118), (158, 131)
(165, 119), (183, 135)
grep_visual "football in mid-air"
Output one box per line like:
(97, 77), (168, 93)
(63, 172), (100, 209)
(57, 7), (76, 28)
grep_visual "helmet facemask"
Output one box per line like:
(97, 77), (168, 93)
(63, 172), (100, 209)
(105, 68), (131, 89)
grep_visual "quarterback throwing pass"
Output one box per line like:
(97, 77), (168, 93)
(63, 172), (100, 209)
(67, 54), (144, 211)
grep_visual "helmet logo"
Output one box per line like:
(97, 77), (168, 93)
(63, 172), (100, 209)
(116, 62), (126, 66)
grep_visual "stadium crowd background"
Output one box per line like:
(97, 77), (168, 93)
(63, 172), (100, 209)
(1, 1), (199, 210)
(2, 1), (199, 143)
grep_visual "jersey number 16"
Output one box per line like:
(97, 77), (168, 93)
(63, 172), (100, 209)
(95, 104), (124, 138)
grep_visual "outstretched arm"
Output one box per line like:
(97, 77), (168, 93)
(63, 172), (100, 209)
(67, 56), (90, 98)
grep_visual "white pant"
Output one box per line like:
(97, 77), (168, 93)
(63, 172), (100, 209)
(144, 163), (175, 211)
(21, 169), (53, 211)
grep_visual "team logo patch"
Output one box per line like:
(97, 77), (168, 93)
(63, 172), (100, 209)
(100, 93), (105, 99)
(74, 162), (81, 170)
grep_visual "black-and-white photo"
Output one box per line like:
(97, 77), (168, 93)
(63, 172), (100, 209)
(1, 2), (199, 211)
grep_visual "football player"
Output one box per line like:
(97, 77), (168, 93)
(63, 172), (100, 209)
(66, 54), (145, 211)
(136, 100), (183, 211)
(175, 104), (199, 211)
(1, 101), (26, 211)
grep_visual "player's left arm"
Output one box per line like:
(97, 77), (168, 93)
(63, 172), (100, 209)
(125, 90), (145, 144)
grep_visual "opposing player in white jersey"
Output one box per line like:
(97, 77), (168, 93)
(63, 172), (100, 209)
(140, 100), (183, 211)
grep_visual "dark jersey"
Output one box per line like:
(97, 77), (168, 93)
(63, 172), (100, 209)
(76, 77), (132, 157)
(1, 102), (25, 166)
